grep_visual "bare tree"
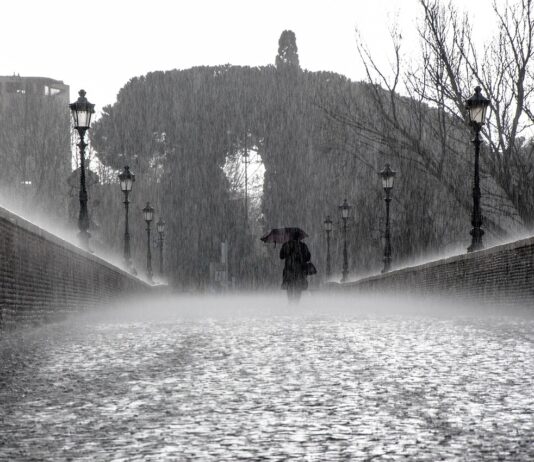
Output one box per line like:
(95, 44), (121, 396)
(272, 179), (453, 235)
(322, 0), (534, 238)
(414, 0), (534, 227)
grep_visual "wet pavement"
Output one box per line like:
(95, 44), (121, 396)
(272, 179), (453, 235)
(1, 294), (534, 461)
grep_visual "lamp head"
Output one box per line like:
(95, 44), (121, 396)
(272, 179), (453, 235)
(118, 166), (135, 192)
(69, 89), (95, 129)
(324, 215), (333, 232)
(143, 202), (155, 223)
(465, 86), (490, 127)
(339, 199), (352, 219)
(156, 218), (166, 234)
(380, 163), (396, 190)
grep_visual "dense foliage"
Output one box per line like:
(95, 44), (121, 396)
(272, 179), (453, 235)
(90, 31), (518, 288)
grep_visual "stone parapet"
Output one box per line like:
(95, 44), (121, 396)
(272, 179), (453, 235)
(341, 236), (534, 305)
(0, 206), (150, 329)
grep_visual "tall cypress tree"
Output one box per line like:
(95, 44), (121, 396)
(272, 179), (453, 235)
(275, 30), (300, 69)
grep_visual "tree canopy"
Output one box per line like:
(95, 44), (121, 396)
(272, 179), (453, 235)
(90, 29), (527, 288)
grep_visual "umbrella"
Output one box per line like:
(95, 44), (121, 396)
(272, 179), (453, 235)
(260, 227), (308, 244)
(67, 167), (100, 190)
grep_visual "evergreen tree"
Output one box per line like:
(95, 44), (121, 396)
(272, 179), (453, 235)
(275, 30), (300, 69)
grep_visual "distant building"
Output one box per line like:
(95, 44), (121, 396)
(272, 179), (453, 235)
(0, 75), (69, 104)
(0, 75), (71, 217)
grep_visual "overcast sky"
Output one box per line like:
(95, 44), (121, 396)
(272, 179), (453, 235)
(0, 0), (496, 111)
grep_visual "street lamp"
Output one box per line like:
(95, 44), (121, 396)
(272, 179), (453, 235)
(156, 218), (165, 276)
(324, 216), (333, 280)
(243, 130), (250, 230)
(69, 89), (95, 250)
(143, 202), (155, 282)
(118, 166), (135, 268)
(380, 164), (396, 273)
(465, 86), (490, 252)
(338, 199), (352, 283)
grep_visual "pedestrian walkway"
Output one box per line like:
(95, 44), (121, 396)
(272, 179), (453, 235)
(1, 295), (533, 460)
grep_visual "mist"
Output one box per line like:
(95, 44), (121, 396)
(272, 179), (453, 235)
(2, 293), (533, 460)
(2, 0), (534, 459)
(71, 292), (534, 322)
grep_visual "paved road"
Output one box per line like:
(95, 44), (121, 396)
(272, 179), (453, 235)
(1, 294), (533, 461)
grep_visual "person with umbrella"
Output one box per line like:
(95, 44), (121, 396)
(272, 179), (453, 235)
(261, 227), (314, 303)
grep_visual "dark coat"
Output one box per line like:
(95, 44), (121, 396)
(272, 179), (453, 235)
(280, 240), (311, 290)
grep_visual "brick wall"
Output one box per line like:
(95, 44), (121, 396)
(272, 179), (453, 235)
(0, 207), (151, 329)
(341, 236), (534, 305)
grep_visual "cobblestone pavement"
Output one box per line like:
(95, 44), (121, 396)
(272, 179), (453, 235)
(1, 295), (534, 461)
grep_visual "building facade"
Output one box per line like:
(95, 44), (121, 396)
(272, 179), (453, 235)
(0, 75), (71, 217)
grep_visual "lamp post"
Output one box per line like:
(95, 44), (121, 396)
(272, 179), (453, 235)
(465, 86), (490, 253)
(243, 130), (249, 230)
(156, 218), (165, 276)
(339, 199), (352, 283)
(69, 89), (95, 250)
(118, 166), (135, 268)
(324, 216), (333, 280)
(143, 202), (155, 282)
(380, 164), (396, 273)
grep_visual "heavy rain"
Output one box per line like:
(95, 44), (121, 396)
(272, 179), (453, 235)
(1, 0), (534, 460)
